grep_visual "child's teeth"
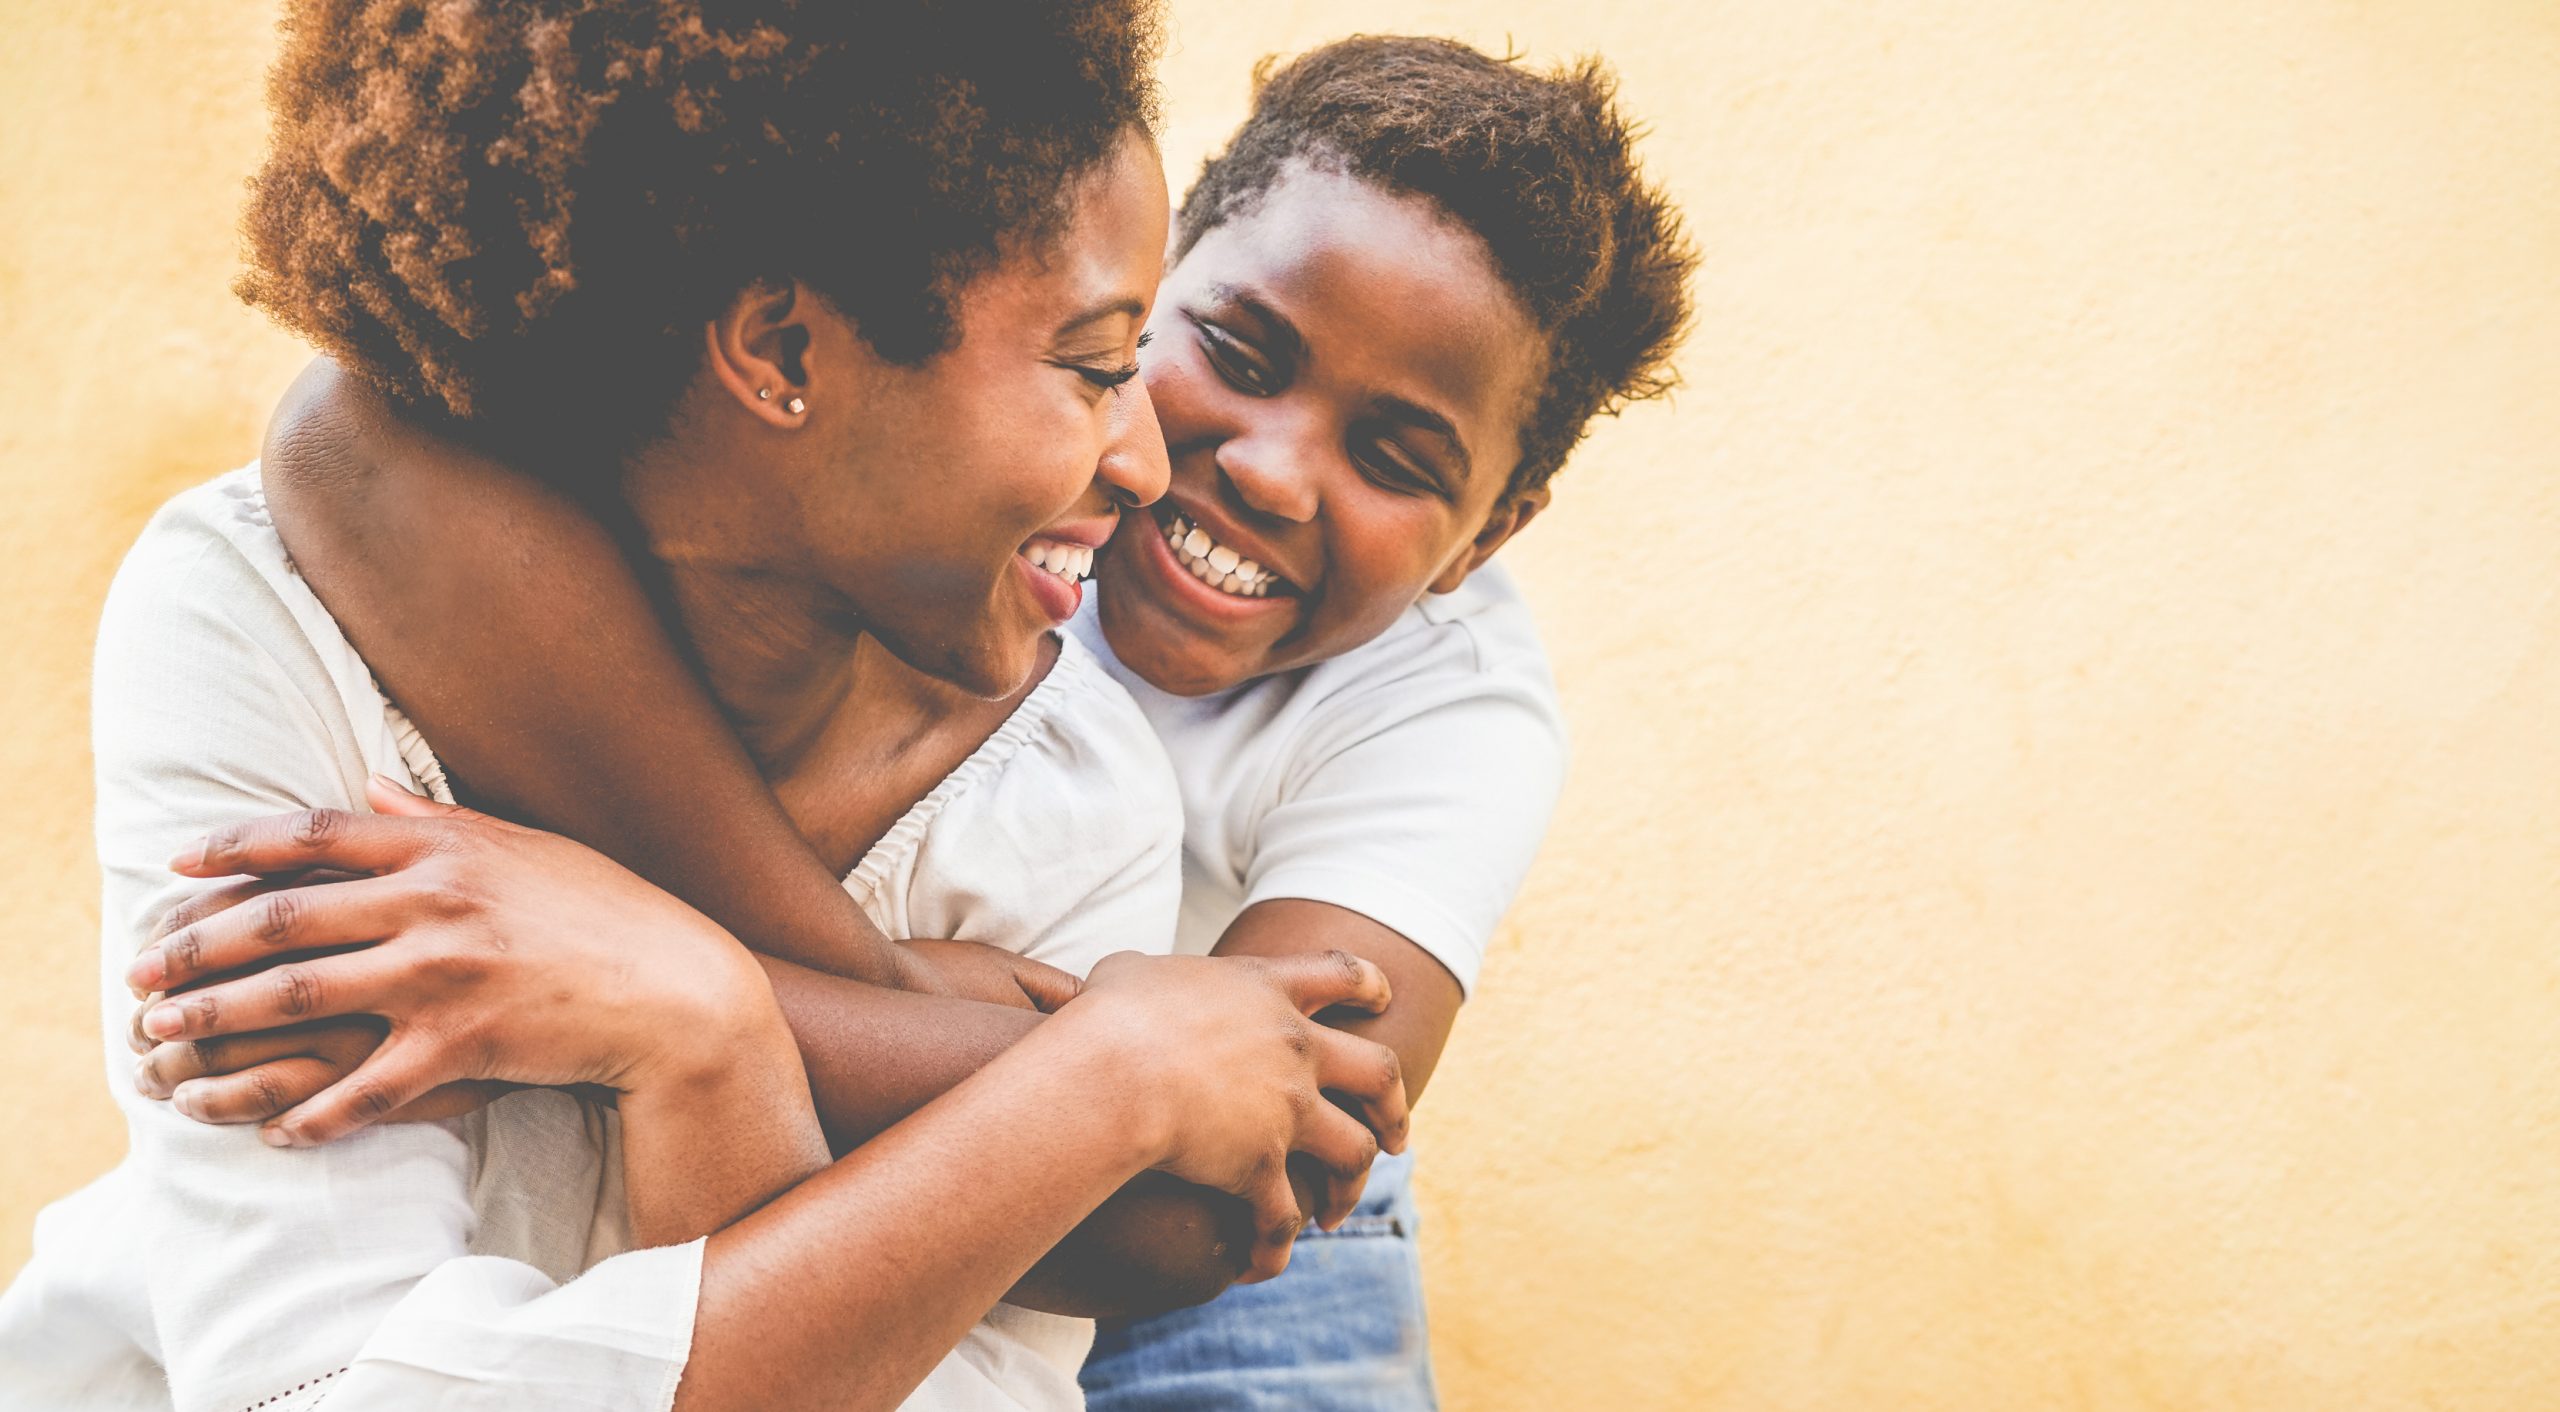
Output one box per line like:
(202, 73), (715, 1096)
(1159, 511), (1286, 600)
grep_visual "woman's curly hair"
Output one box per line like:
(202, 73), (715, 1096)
(238, 0), (1162, 454)
(1175, 36), (1696, 499)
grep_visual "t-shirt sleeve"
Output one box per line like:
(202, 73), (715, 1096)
(78, 502), (703, 1412)
(1242, 671), (1568, 996)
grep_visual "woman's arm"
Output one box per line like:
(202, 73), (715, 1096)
(134, 798), (1409, 1409)
(137, 890), (1399, 1315)
(682, 949), (1390, 1410)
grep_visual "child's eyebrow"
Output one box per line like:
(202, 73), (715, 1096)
(1206, 284), (1308, 365)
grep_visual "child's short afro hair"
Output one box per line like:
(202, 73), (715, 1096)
(238, 0), (1162, 455)
(1175, 35), (1696, 498)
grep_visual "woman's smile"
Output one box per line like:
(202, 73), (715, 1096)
(1017, 516), (1117, 623)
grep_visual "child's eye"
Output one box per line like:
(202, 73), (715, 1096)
(1194, 320), (1278, 397)
(1354, 440), (1442, 498)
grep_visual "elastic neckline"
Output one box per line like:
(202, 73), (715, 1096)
(842, 633), (1099, 900)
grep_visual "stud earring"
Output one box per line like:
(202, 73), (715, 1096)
(784, 396), (806, 415)
(756, 387), (772, 401)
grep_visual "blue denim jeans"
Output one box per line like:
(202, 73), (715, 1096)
(1079, 1151), (1437, 1411)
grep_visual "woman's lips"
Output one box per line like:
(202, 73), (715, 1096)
(1016, 548), (1085, 623)
(1016, 522), (1109, 625)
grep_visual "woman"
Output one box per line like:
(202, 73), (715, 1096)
(134, 35), (1698, 1410)
(0, 4), (1406, 1410)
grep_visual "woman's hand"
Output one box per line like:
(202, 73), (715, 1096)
(1055, 949), (1412, 1283)
(126, 775), (790, 1147)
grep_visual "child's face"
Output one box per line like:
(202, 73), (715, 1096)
(1094, 162), (1549, 697)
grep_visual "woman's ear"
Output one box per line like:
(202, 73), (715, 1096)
(703, 282), (816, 429)
(1428, 487), (1551, 595)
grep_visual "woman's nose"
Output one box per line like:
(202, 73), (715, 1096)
(1097, 380), (1170, 510)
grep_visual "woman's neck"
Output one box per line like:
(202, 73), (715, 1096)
(643, 546), (1054, 872)
(613, 441), (1026, 833)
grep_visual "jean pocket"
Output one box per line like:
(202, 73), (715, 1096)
(1303, 1211), (1408, 1240)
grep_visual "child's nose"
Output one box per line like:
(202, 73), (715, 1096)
(1216, 430), (1319, 524)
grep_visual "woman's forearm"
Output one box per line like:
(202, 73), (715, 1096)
(618, 994), (832, 1248)
(679, 1025), (1160, 1412)
(760, 956), (1272, 1314)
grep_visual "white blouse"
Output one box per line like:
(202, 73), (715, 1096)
(0, 467), (1181, 1412)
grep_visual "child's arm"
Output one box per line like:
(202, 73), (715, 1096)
(260, 362), (1040, 1001)
(1211, 900), (1464, 1104)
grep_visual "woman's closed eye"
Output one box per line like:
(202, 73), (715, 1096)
(1063, 330), (1153, 398)
(1072, 361), (1143, 391)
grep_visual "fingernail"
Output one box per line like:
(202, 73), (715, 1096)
(125, 948), (163, 992)
(172, 1083), (203, 1120)
(133, 1058), (165, 1099)
(370, 772), (414, 796)
(168, 839), (206, 872)
(142, 1003), (181, 1040)
(260, 1125), (294, 1148)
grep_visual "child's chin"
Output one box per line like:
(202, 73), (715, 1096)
(1134, 642), (1257, 698)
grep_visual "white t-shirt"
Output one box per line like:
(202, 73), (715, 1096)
(1067, 562), (1567, 996)
(0, 467), (1180, 1412)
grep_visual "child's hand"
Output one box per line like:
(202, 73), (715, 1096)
(131, 1010), (513, 1128)
(900, 938), (1083, 1012)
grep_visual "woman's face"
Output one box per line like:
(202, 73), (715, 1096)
(1094, 162), (1550, 697)
(783, 129), (1171, 699)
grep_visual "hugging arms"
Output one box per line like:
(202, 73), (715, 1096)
(130, 366), (1449, 1312)
(5, 10), (1697, 1412)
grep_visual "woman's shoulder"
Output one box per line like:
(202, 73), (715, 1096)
(97, 463), (451, 805)
(98, 466), (336, 719)
(846, 632), (1182, 949)
(1022, 630), (1184, 805)
(111, 465), (289, 596)
(853, 634), (1178, 880)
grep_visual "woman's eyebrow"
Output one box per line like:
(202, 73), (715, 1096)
(1053, 296), (1147, 340)
(1374, 394), (1473, 484)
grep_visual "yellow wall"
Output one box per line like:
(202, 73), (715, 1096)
(6, 2), (2558, 1406)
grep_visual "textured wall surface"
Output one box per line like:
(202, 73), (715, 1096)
(6, 2), (2559, 1408)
